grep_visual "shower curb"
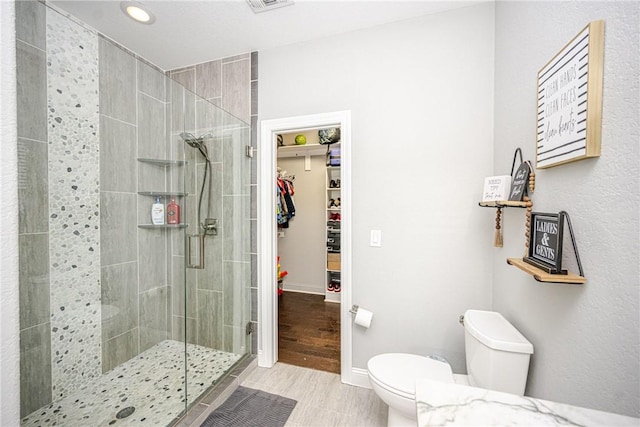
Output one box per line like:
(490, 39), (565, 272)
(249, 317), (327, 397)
(173, 356), (258, 427)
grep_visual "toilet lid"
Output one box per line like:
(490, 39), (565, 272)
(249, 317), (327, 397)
(368, 353), (454, 396)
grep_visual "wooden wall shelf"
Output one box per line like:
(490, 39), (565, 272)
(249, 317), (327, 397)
(479, 201), (528, 208)
(507, 258), (586, 284)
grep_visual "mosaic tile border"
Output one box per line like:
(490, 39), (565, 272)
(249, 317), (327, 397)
(46, 8), (102, 400)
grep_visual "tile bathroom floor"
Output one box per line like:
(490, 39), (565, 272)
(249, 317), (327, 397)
(240, 363), (387, 427)
(21, 340), (242, 427)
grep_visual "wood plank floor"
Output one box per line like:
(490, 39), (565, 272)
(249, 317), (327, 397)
(278, 291), (341, 374)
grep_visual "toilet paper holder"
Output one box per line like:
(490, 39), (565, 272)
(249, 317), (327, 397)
(350, 304), (373, 328)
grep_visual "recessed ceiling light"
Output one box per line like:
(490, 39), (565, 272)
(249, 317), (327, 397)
(247, 0), (294, 14)
(120, 2), (155, 25)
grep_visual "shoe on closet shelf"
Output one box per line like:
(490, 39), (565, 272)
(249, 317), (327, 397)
(328, 282), (335, 292)
(333, 281), (341, 292)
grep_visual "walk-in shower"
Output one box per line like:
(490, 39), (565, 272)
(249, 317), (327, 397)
(16, 3), (251, 426)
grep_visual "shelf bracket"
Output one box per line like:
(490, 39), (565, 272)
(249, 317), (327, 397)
(559, 210), (585, 277)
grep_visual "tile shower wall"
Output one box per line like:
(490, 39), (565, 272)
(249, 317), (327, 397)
(250, 51), (258, 355)
(16, 0), (51, 416)
(99, 39), (173, 366)
(17, 2), (175, 415)
(98, 36), (140, 371)
(136, 60), (171, 354)
(168, 52), (258, 354)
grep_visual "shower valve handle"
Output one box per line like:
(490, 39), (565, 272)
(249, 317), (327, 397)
(202, 218), (218, 236)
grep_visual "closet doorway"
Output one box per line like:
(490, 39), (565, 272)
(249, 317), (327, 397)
(276, 130), (341, 373)
(259, 111), (353, 384)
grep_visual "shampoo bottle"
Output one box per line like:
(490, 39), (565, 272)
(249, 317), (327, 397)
(151, 197), (165, 225)
(166, 197), (180, 225)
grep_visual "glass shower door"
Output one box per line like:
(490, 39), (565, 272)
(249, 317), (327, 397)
(173, 85), (252, 413)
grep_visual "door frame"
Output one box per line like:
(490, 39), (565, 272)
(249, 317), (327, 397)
(258, 111), (353, 384)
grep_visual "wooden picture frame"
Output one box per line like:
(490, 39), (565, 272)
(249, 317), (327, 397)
(524, 212), (567, 275)
(536, 20), (604, 169)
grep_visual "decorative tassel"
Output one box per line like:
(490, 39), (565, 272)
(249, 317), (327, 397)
(494, 208), (503, 247)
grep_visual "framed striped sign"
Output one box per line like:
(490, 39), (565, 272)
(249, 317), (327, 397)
(536, 21), (604, 169)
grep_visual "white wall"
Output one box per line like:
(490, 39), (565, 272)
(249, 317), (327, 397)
(260, 3), (495, 372)
(277, 155), (327, 294)
(493, 1), (639, 417)
(0, 1), (21, 425)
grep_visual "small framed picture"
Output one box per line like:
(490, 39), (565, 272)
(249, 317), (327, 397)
(508, 162), (530, 201)
(524, 212), (567, 275)
(482, 175), (511, 202)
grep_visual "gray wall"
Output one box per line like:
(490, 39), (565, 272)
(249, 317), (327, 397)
(493, 1), (639, 417)
(259, 2), (496, 373)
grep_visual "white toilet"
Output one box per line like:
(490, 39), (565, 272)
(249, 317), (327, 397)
(367, 309), (534, 426)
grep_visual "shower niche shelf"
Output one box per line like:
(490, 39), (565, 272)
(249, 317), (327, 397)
(138, 191), (188, 197)
(137, 158), (187, 166)
(138, 224), (189, 229)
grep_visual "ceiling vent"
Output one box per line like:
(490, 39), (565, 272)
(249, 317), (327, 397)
(247, 0), (294, 13)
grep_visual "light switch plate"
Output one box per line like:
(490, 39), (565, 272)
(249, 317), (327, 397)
(370, 229), (382, 247)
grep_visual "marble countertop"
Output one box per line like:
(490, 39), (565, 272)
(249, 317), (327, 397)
(416, 379), (639, 426)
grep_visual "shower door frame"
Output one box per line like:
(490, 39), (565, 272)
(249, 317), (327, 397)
(258, 110), (356, 385)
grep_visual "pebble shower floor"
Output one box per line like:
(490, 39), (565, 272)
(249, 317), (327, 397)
(21, 340), (242, 426)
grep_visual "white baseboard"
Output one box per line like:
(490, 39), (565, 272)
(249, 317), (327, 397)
(349, 367), (371, 389)
(282, 283), (325, 295)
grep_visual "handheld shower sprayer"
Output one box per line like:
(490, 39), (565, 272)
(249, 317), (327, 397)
(180, 132), (212, 162)
(180, 132), (216, 239)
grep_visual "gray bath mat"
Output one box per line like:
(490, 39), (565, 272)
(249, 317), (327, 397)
(201, 386), (297, 427)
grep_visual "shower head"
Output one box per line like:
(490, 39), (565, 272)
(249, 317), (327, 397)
(180, 132), (211, 162)
(180, 132), (204, 149)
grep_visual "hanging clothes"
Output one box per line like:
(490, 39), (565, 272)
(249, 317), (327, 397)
(277, 174), (296, 228)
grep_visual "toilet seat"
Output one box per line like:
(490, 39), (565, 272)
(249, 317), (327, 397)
(367, 353), (454, 398)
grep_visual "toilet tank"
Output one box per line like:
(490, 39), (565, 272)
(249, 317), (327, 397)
(464, 309), (533, 396)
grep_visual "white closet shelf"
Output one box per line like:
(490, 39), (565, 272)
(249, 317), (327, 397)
(277, 143), (327, 158)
